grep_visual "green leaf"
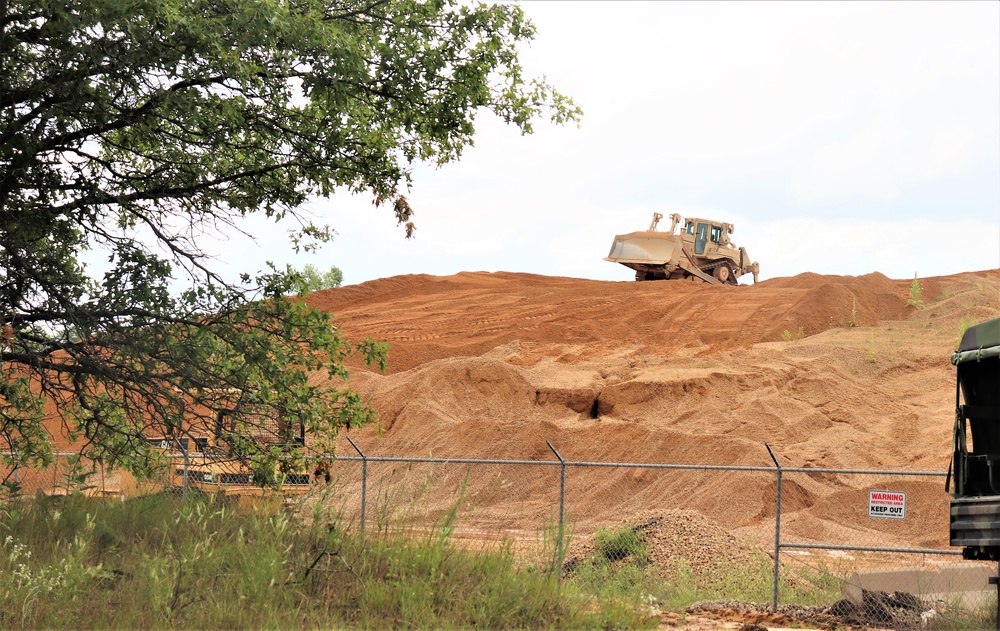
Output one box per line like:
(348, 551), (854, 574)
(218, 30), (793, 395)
(0, 0), (578, 487)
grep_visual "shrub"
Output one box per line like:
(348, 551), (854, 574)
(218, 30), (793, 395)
(904, 273), (925, 310)
(864, 333), (877, 363)
(594, 526), (649, 565)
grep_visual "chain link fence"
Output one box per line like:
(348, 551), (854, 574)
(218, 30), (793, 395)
(772, 459), (998, 629)
(3, 441), (996, 628)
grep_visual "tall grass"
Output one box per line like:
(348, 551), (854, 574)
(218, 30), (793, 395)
(20, 488), (991, 629)
(0, 493), (651, 629)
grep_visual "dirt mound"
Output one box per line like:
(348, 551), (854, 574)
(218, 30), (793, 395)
(311, 268), (1000, 551)
(308, 270), (943, 373)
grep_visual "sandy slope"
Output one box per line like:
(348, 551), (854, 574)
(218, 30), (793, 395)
(20, 268), (996, 554)
(307, 268), (1000, 549)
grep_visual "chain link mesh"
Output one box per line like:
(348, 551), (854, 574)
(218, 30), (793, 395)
(3, 442), (994, 628)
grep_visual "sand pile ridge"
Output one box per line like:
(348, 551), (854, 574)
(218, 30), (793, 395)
(307, 269), (999, 549)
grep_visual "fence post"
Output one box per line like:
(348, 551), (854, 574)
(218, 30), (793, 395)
(177, 438), (189, 495)
(766, 443), (782, 613)
(546, 441), (566, 580)
(347, 437), (367, 539)
(993, 561), (1000, 631)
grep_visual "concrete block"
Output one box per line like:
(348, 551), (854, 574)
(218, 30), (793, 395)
(843, 563), (995, 608)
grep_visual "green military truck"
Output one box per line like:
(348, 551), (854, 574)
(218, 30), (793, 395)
(948, 317), (1000, 559)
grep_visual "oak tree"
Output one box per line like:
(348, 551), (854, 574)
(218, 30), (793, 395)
(0, 0), (579, 485)
(288, 264), (344, 296)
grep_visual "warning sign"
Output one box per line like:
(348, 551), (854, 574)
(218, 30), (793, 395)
(868, 490), (906, 519)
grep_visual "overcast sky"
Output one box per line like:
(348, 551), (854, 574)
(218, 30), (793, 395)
(218, 1), (1000, 286)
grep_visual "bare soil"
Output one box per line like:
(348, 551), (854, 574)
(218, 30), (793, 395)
(305, 268), (998, 628)
(20, 268), (998, 629)
(313, 266), (998, 467)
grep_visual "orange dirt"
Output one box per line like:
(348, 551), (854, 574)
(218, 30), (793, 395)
(14, 268), (999, 555)
(305, 268), (999, 550)
(11, 268), (997, 630)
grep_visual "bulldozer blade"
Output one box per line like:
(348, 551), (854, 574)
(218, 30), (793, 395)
(605, 233), (679, 265)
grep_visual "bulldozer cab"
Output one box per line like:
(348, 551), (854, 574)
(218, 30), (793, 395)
(686, 219), (724, 255)
(694, 223), (709, 255)
(215, 402), (304, 446)
(142, 392), (312, 500)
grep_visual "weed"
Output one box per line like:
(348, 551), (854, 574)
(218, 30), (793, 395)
(904, 273), (925, 310)
(371, 459), (445, 534)
(541, 512), (571, 578)
(957, 314), (975, 347)
(849, 298), (859, 327)
(864, 333), (877, 363)
(593, 526), (649, 565)
(924, 592), (996, 629)
(782, 330), (792, 342)
(797, 326), (805, 340)
(565, 526), (659, 627)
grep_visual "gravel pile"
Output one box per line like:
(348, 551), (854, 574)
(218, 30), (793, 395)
(564, 509), (762, 579)
(564, 511), (935, 629)
(640, 511), (761, 579)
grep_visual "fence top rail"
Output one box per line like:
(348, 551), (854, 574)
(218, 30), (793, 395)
(2, 452), (949, 477)
(331, 456), (948, 476)
(336, 455), (561, 467)
(533, 459), (778, 473)
(329, 454), (778, 471)
(781, 466), (947, 477)
(781, 543), (962, 555)
(319, 455), (950, 475)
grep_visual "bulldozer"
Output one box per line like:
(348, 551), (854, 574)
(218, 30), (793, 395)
(605, 212), (760, 284)
(143, 395), (311, 502)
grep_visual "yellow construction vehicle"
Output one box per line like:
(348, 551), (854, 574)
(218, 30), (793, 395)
(144, 397), (311, 501)
(606, 212), (760, 284)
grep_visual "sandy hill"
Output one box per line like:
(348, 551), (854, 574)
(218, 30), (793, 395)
(313, 269), (998, 467)
(10, 267), (996, 556)
(306, 269), (999, 549)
